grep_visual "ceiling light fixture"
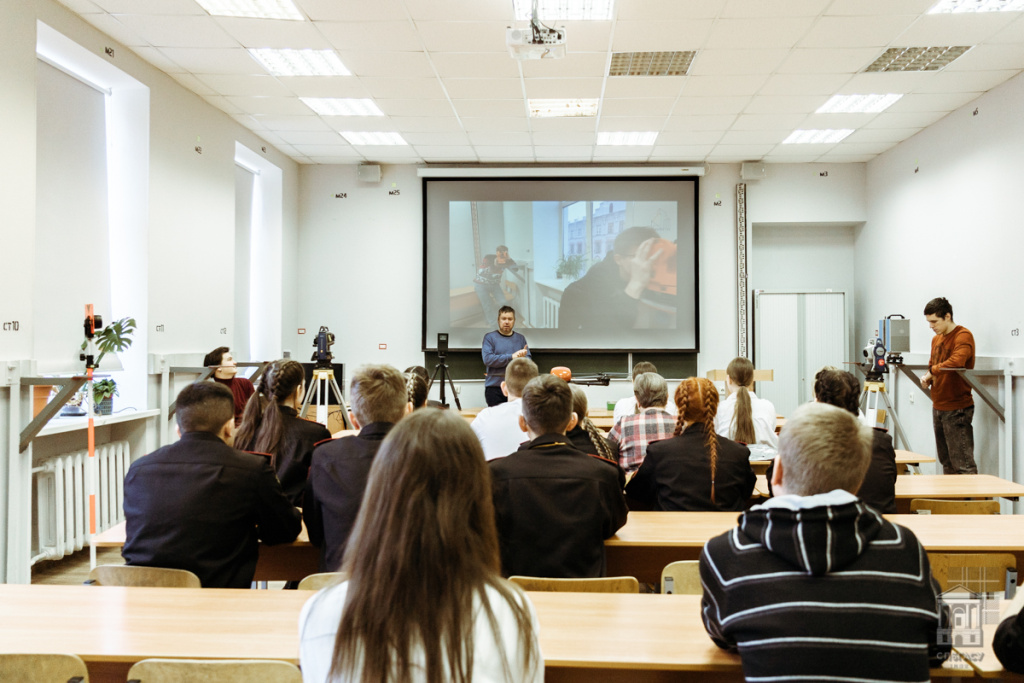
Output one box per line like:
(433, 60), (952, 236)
(608, 51), (695, 76)
(249, 48), (350, 76)
(529, 98), (599, 117)
(928, 0), (1024, 13)
(301, 98), (385, 116)
(782, 129), (854, 144)
(512, 0), (614, 21)
(339, 131), (408, 145)
(195, 0), (304, 20)
(816, 93), (903, 114)
(597, 131), (658, 145)
(864, 46), (971, 72)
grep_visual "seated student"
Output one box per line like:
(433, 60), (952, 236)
(234, 359), (330, 507)
(122, 382), (300, 588)
(612, 361), (677, 425)
(994, 600), (1024, 674)
(204, 346), (254, 426)
(700, 402), (949, 682)
(714, 356), (778, 448)
(567, 384), (619, 463)
(304, 364), (410, 572)
(471, 357), (539, 461)
(404, 370), (429, 410)
(299, 410), (543, 683)
(404, 364), (442, 408)
(626, 377), (754, 511)
(608, 372), (676, 474)
(489, 375), (628, 578)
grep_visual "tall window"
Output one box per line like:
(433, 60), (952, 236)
(560, 200), (627, 262)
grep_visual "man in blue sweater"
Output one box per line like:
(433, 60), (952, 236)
(481, 305), (530, 407)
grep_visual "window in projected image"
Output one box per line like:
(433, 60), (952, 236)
(562, 200), (626, 262)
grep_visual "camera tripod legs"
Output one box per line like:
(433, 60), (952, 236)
(429, 359), (462, 410)
(300, 369), (353, 430)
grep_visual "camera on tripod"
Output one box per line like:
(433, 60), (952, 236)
(861, 314), (909, 382)
(312, 326), (335, 369)
(437, 332), (448, 356)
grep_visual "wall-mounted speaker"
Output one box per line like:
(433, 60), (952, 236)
(740, 162), (766, 181)
(358, 164), (382, 183)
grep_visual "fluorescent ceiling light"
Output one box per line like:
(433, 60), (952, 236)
(529, 98), (599, 117)
(864, 46), (970, 72)
(929, 0), (1024, 12)
(249, 48), (350, 76)
(782, 129), (854, 144)
(301, 98), (384, 116)
(339, 131), (408, 145)
(597, 131), (658, 145)
(609, 51), (695, 76)
(196, 0), (304, 20)
(513, 0), (614, 20)
(816, 94), (903, 114)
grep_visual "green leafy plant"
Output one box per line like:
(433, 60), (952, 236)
(83, 316), (137, 368)
(555, 254), (586, 281)
(92, 378), (119, 403)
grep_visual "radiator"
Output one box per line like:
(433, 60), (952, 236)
(543, 296), (560, 328)
(32, 440), (130, 564)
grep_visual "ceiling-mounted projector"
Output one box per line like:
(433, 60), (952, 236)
(506, 25), (566, 60)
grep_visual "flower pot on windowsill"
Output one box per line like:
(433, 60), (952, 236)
(95, 397), (113, 416)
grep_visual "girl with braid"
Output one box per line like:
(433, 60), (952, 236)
(566, 385), (620, 463)
(626, 377), (755, 511)
(404, 372), (429, 410)
(235, 359), (331, 506)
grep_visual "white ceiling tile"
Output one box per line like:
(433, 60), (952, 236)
(705, 17), (816, 49)
(203, 95), (244, 115)
(798, 112), (877, 129)
(321, 117), (403, 131)
(356, 145), (424, 157)
(360, 77), (448, 99)
(213, 18), (332, 50)
(412, 146), (478, 159)
(404, 0), (512, 21)
(844, 127), (921, 142)
(744, 94), (829, 113)
(759, 73), (854, 96)
(472, 146), (536, 158)
(253, 130), (286, 147)
(777, 48), (881, 74)
(838, 71), (936, 93)
(377, 99), (457, 117)
(814, 153), (874, 162)
(864, 111), (947, 128)
(451, 100), (526, 118)
(988, 14), (1024, 43)
(662, 114), (737, 130)
(113, 14), (239, 48)
(317, 22), (423, 51)
(648, 145), (714, 158)
(722, 0), (832, 16)
(226, 96), (313, 116)
(719, 130), (789, 144)
(611, 20), (714, 52)
(523, 78), (604, 98)
(617, 0), (725, 20)
(943, 43), (1024, 71)
(339, 51), (436, 78)
(914, 69), (1019, 94)
(681, 75), (768, 97)
(603, 77), (686, 99)
(826, 0), (934, 15)
(592, 149), (654, 160)
(532, 131), (596, 145)
(601, 98), (676, 116)
(79, 14), (148, 47)
(389, 116), (464, 132)
(294, 144), (362, 156)
(831, 141), (898, 155)
(280, 77), (372, 98)
(710, 143), (779, 157)
(430, 53), (522, 79)
(596, 116), (668, 130)
(732, 113), (807, 129)
(252, 115), (333, 131)
(158, 47), (263, 74)
(689, 49), (789, 75)
(461, 117), (531, 132)
(673, 96), (751, 115)
(131, 46), (187, 73)
(196, 74), (292, 97)
(277, 131), (352, 145)
(169, 72), (218, 96)
(521, 53), (609, 79)
(799, 16), (918, 49)
(416, 21), (509, 53)
(562, 22), (614, 52)
(298, 0), (409, 21)
(768, 142), (836, 155)
(468, 131), (532, 145)
(90, 0), (203, 12)
(533, 146), (594, 159)
(402, 132), (472, 145)
(443, 78), (523, 99)
(529, 117), (598, 132)
(887, 91), (980, 112)
(895, 14), (1017, 47)
(657, 131), (724, 145)
(760, 154), (825, 162)
(56, 0), (104, 13)
(232, 114), (266, 131)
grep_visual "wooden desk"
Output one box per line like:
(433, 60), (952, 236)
(748, 450), (936, 475)
(91, 521), (320, 582)
(606, 511), (1024, 585)
(0, 586), (974, 683)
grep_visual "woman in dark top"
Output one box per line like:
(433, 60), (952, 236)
(566, 385), (619, 463)
(234, 359), (330, 506)
(626, 377), (754, 511)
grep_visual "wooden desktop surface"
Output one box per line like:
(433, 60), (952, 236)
(748, 449), (935, 474)
(0, 585), (978, 683)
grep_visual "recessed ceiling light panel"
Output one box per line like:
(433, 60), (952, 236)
(782, 129), (854, 144)
(609, 51), (695, 76)
(513, 0), (614, 20)
(249, 48), (350, 76)
(597, 131), (658, 145)
(864, 46), (971, 72)
(339, 131), (408, 145)
(196, 0), (304, 20)
(529, 98), (599, 117)
(928, 0), (1024, 13)
(301, 98), (385, 116)
(816, 93), (903, 114)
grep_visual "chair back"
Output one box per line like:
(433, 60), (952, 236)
(126, 658), (301, 683)
(661, 560), (702, 595)
(927, 553), (1017, 594)
(0, 653), (88, 682)
(508, 575), (639, 593)
(297, 572), (347, 591)
(86, 565), (201, 588)
(910, 498), (1000, 515)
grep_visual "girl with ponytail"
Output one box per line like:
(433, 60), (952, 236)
(235, 359), (331, 506)
(625, 377), (755, 511)
(715, 357), (779, 448)
(566, 384), (619, 463)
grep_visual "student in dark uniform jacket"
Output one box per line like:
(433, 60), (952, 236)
(566, 384), (619, 463)
(489, 375), (628, 579)
(234, 359), (331, 507)
(304, 364), (411, 572)
(626, 377), (754, 512)
(122, 381), (300, 588)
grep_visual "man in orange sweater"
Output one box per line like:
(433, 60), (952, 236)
(921, 297), (977, 474)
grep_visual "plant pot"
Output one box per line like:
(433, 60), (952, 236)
(95, 397), (113, 416)
(33, 386), (54, 417)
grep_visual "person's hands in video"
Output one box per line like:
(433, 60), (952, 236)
(624, 238), (663, 299)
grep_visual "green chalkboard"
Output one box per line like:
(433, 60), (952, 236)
(422, 350), (698, 381)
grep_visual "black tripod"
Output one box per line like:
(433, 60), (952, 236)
(428, 352), (461, 410)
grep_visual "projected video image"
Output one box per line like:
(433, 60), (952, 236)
(449, 200), (678, 331)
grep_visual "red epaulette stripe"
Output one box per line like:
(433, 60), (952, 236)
(313, 437), (335, 447)
(245, 450), (273, 459)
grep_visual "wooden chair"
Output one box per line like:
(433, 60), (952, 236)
(910, 498), (1001, 515)
(661, 560), (702, 595)
(508, 576), (639, 593)
(297, 572), (347, 591)
(927, 553), (1017, 594)
(86, 565), (201, 588)
(126, 658), (301, 683)
(0, 653), (88, 682)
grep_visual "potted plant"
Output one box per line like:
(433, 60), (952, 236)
(555, 254), (586, 281)
(80, 316), (136, 415)
(92, 379), (118, 415)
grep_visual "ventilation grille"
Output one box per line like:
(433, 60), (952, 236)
(864, 46), (971, 72)
(609, 51), (696, 76)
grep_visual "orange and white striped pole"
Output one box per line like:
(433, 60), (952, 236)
(85, 304), (98, 569)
